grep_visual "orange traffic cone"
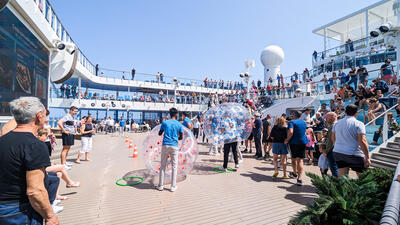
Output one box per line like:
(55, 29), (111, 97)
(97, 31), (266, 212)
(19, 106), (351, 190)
(125, 137), (129, 143)
(133, 144), (138, 158)
(128, 143), (133, 156)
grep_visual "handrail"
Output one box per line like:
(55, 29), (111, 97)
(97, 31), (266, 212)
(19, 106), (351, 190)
(380, 162), (400, 225)
(365, 103), (399, 127)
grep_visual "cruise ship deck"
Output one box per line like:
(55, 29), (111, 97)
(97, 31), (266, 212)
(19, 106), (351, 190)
(54, 132), (334, 225)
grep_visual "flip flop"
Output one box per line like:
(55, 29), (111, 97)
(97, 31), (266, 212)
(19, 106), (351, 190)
(56, 195), (69, 200)
(66, 181), (81, 188)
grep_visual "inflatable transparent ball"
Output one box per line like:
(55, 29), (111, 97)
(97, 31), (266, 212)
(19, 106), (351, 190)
(203, 103), (252, 144)
(142, 125), (198, 178)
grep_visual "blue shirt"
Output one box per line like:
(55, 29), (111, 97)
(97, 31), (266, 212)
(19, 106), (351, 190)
(160, 119), (184, 147)
(119, 119), (126, 127)
(288, 119), (309, 145)
(183, 118), (192, 128)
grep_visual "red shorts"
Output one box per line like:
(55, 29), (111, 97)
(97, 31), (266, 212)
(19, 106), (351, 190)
(383, 74), (393, 80)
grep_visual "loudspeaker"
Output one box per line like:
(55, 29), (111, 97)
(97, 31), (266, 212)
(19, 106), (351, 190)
(0, 0), (9, 12)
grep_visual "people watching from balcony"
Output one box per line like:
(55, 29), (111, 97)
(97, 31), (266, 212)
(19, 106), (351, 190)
(321, 74), (330, 94)
(348, 67), (357, 90)
(65, 85), (71, 99)
(345, 39), (354, 52)
(330, 72), (338, 92)
(366, 98), (386, 125)
(131, 66), (136, 80)
(381, 59), (394, 85)
(357, 66), (368, 87)
(312, 50), (318, 62)
(71, 85), (77, 99)
(378, 44), (387, 52)
(370, 47), (376, 54)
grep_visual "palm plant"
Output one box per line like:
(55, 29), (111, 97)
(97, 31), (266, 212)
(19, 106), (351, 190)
(289, 168), (394, 225)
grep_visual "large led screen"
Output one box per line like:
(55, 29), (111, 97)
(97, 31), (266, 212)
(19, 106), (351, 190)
(0, 7), (49, 116)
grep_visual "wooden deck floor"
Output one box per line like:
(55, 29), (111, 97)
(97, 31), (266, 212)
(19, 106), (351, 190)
(55, 132), (323, 225)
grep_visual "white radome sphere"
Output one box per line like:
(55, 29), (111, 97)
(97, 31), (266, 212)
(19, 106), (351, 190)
(260, 45), (284, 67)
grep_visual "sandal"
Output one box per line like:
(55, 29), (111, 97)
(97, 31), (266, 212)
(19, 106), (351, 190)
(56, 195), (69, 200)
(75, 160), (81, 164)
(66, 181), (81, 188)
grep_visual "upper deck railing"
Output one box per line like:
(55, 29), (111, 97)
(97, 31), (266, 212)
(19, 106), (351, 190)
(313, 34), (397, 67)
(33, 0), (241, 88)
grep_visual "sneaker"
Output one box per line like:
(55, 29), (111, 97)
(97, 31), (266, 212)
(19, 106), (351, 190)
(272, 171), (279, 177)
(296, 179), (303, 186)
(256, 156), (264, 160)
(155, 185), (164, 191)
(241, 149), (248, 153)
(52, 205), (64, 214)
(52, 200), (61, 206)
(170, 186), (178, 192)
(238, 159), (243, 164)
(235, 164), (239, 168)
(282, 175), (290, 179)
(65, 162), (72, 166)
(371, 141), (378, 145)
(64, 164), (71, 171)
(289, 172), (298, 179)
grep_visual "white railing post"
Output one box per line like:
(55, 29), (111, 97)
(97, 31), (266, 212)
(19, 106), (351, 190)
(383, 112), (389, 142)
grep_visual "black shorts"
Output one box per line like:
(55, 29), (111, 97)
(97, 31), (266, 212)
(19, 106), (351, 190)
(289, 144), (306, 158)
(62, 133), (75, 146)
(333, 152), (366, 173)
(247, 132), (253, 140)
(262, 134), (271, 143)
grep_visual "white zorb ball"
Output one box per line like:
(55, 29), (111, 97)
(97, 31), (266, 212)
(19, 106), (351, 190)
(142, 125), (198, 178)
(203, 103), (252, 145)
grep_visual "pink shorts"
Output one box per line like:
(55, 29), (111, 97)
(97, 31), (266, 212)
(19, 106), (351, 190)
(383, 74), (393, 80)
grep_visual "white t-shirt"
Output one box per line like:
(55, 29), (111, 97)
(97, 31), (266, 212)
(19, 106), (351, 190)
(193, 121), (201, 129)
(332, 116), (366, 157)
(300, 113), (311, 124)
(62, 113), (76, 134)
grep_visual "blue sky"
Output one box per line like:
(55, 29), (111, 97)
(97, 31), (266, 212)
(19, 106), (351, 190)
(51, 0), (377, 82)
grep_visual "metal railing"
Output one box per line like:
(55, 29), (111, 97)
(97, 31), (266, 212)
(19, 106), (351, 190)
(380, 162), (400, 225)
(366, 103), (399, 143)
(313, 33), (396, 64)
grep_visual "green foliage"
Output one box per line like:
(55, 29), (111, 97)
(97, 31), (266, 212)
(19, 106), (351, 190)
(289, 168), (395, 225)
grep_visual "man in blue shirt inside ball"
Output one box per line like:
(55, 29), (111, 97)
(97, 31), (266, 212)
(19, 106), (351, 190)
(155, 108), (183, 192)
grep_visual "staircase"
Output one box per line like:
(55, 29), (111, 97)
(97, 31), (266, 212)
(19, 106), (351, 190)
(370, 136), (400, 170)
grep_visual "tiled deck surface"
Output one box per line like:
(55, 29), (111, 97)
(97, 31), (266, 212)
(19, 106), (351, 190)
(56, 132), (324, 225)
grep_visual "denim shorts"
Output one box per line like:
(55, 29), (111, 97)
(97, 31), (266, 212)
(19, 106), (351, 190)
(272, 143), (288, 155)
(0, 202), (43, 225)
